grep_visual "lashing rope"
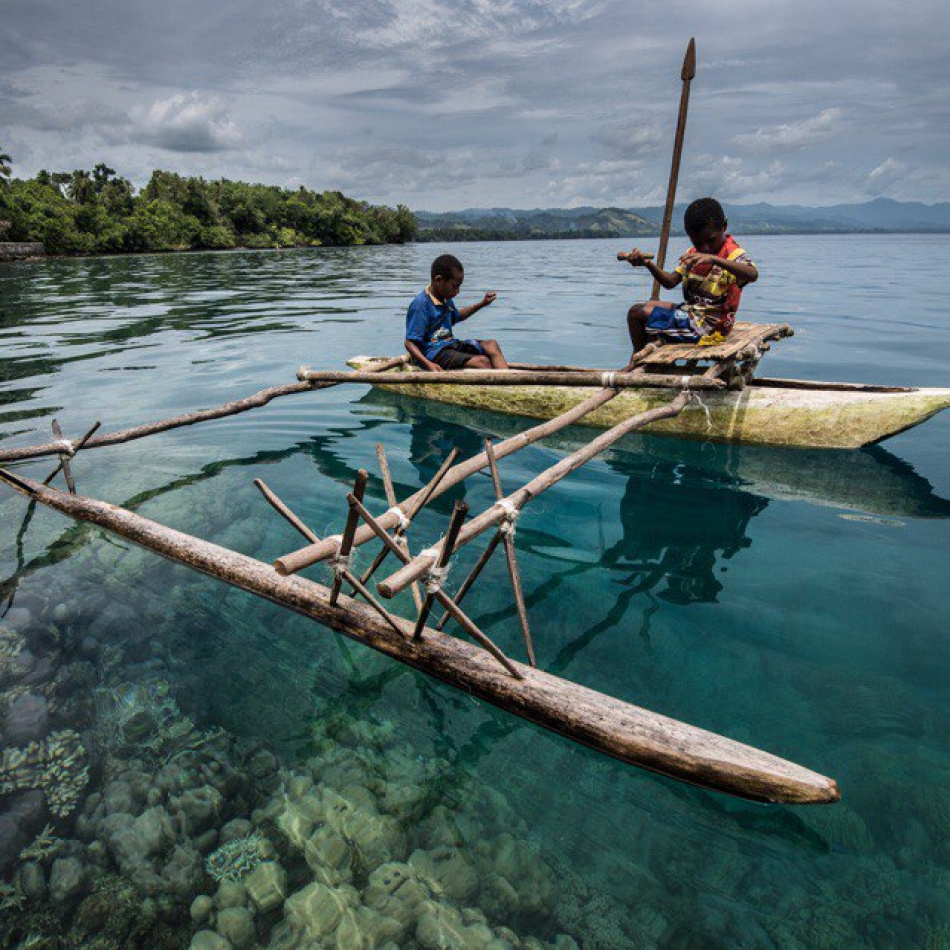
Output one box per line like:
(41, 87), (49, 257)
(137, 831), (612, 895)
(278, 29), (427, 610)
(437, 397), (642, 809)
(496, 498), (520, 538)
(417, 544), (452, 593)
(326, 534), (350, 576)
(424, 564), (451, 594)
(386, 506), (411, 531)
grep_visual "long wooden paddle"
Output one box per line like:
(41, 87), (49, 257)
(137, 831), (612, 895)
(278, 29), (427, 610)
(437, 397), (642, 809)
(652, 38), (696, 299)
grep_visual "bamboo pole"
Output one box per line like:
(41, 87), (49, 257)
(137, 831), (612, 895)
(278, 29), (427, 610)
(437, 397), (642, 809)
(0, 357), (410, 464)
(274, 387), (623, 576)
(485, 439), (535, 667)
(254, 479), (319, 543)
(297, 368), (725, 391)
(652, 37), (696, 300)
(435, 532), (503, 630)
(347, 493), (522, 679)
(0, 469), (841, 805)
(378, 392), (691, 599)
(329, 470), (368, 607)
(412, 500), (468, 640)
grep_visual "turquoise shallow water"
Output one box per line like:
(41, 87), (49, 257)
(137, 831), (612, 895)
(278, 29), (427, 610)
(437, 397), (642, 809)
(1, 236), (950, 948)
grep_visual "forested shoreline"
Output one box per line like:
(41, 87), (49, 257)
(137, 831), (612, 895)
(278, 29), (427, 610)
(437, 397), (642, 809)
(0, 157), (417, 255)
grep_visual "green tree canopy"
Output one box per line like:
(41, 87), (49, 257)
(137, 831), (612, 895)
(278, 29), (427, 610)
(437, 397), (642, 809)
(3, 157), (417, 255)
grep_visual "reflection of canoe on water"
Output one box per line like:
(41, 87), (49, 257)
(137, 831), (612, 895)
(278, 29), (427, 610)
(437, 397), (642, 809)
(359, 388), (950, 520)
(347, 323), (950, 450)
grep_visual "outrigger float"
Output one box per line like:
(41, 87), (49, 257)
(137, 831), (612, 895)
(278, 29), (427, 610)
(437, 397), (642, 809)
(0, 350), (849, 805)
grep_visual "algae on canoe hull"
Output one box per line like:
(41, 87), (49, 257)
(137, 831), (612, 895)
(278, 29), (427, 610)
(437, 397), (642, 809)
(348, 358), (950, 450)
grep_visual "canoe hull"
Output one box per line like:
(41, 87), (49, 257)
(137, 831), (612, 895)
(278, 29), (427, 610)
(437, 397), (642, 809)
(349, 358), (950, 449)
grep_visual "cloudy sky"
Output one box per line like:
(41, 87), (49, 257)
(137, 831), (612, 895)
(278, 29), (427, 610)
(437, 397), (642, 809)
(1, 0), (948, 209)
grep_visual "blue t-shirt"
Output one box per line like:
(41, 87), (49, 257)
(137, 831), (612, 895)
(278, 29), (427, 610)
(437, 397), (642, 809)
(405, 288), (460, 361)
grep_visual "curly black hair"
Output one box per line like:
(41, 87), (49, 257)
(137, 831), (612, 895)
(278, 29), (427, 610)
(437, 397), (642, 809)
(683, 197), (726, 238)
(430, 254), (464, 280)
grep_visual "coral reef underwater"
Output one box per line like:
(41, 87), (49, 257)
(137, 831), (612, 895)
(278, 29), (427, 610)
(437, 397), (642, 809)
(0, 535), (628, 950)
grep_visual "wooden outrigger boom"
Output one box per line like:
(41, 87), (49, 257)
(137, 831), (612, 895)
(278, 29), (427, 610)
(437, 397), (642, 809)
(0, 468), (840, 805)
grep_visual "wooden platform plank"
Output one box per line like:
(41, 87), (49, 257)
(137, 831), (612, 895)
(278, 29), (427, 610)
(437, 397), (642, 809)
(639, 322), (792, 365)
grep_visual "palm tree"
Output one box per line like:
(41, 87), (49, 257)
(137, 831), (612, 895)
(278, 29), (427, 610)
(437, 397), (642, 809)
(0, 148), (12, 189)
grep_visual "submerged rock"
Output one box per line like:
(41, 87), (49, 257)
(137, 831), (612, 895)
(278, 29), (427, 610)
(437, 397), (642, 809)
(20, 860), (46, 899)
(49, 856), (87, 904)
(190, 930), (232, 950)
(4, 691), (49, 744)
(217, 905), (256, 949)
(215, 881), (248, 909)
(284, 881), (358, 939)
(191, 893), (215, 924)
(245, 860), (288, 913)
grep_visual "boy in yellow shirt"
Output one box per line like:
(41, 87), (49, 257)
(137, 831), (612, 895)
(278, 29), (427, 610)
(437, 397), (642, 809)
(621, 197), (758, 369)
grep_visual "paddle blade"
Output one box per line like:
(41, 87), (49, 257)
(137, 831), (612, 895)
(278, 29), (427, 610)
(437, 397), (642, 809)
(681, 37), (696, 80)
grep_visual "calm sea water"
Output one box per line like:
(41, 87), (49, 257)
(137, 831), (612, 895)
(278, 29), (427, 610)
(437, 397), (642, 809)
(1, 235), (949, 948)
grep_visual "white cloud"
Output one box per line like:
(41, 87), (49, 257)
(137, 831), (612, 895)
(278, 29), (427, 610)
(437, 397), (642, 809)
(590, 118), (665, 154)
(865, 157), (907, 193)
(687, 156), (787, 200)
(131, 92), (243, 153)
(731, 108), (845, 152)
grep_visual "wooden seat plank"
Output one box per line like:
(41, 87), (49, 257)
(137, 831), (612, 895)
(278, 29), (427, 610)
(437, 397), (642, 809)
(640, 322), (792, 365)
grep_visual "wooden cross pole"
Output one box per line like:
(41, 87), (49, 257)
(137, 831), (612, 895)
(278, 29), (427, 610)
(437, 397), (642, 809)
(346, 493), (522, 679)
(329, 469), (369, 607)
(254, 478), (319, 543)
(412, 500), (468, 640)
(42, 420), (101, 490)
(50, 420), (75, 494)
(652, 37), (696, 300)
(254, 476), (404, 637)
(484, 439), (535, 667)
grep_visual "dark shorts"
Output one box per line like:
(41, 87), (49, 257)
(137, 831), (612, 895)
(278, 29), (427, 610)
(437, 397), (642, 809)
(433, 340), (486, 370)
(645, 305), (703, 343)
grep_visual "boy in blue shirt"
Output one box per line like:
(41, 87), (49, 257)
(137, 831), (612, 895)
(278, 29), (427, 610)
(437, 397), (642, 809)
(405, 254), (508, 371)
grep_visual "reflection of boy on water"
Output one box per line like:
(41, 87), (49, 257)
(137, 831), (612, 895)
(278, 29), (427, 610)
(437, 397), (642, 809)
(621, 197), (758, 368)
(603, 457), (767, 604)
(405, 254), (509, 372)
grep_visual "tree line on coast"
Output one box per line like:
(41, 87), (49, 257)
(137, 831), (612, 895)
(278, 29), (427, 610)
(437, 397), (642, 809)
(0, 151), (417, 255)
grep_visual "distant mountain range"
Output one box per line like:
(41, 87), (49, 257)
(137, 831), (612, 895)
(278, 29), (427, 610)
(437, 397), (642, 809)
(414, 198), (950, 241)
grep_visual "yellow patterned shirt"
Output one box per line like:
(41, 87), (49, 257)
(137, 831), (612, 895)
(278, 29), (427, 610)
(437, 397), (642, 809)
(673, 235), (754, 334)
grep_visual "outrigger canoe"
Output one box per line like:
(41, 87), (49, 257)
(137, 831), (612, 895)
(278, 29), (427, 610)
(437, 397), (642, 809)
(346, 323), (950, 450)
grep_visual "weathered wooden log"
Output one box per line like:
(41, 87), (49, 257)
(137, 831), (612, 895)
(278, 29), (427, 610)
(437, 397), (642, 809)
(274, 388), (622, 576)
(507, 345), (659, 375)
(297, 368), (726, 391)
(378, 391), (692, 599)
(485, 439), (535, 666)
(0, 469), (841, 805)
(0, 357), (410, 464)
